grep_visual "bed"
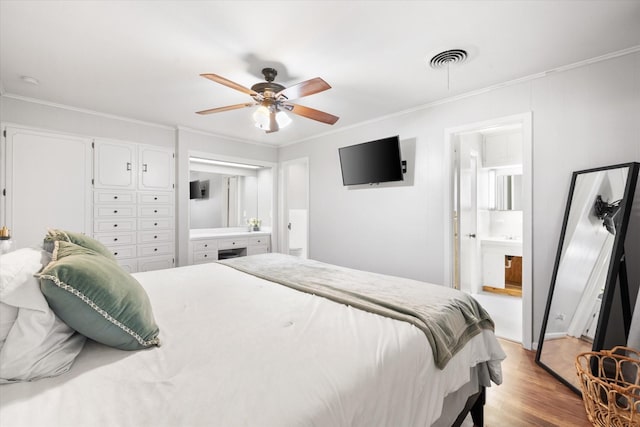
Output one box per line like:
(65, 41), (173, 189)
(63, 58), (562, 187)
(0, 235), (505, 427)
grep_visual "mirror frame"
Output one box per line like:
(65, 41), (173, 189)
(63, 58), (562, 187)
(535, 162), (639, 394)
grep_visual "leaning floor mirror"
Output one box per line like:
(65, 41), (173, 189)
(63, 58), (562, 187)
(536, 162), (640, 394)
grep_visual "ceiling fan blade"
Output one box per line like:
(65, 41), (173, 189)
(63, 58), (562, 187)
(200, 73), (257, 96)
(277, 77), (331, 100)
(285, 103), (339, 125)
(196, 102), (256, 115)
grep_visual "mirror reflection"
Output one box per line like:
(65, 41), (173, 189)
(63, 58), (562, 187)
(496, 174), (522, 211)
(189, 158), (272, 230)
(537, 165), (631, 392)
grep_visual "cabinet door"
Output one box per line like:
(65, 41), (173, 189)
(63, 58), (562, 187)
(139, 145), (173, 191)
(94, 140), (136, 189)
(3, 127), (93, 248)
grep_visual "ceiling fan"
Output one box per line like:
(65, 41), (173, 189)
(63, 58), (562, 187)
(196, 68), (339, 133)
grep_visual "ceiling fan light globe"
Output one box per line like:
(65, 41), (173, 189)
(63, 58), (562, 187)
(276, 111), (292, 128)
(253, 106), (271, 129)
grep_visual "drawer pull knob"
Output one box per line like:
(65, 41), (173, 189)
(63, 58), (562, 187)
(114, 224), (118, 227)
(154, 235), (158, 239)
(114, 196), (118, 199)
(204, 254), (208, 258)
(114, 210), (118, 214)
(154, 209), (158, 213)
(154, 248), (158, 252)
(204, 244), (208, 248)
(114, 252), (118, 256)
(114, 238), (118, 241)
(154, 222), (158, 226)
(154, 197), (158, 200)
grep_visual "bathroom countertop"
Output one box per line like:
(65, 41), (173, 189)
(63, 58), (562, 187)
(190, 228), (271, 240)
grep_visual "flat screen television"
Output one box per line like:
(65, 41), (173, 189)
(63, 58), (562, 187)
(338, 135), (404, 186)
(190, 180), (203, 199)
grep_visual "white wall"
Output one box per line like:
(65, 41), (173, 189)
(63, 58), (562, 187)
(279, 52), (640, 341)
(0, 96), (175, 147)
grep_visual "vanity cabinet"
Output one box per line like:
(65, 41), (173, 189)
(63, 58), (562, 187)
(481, 239), (523, 289)
(93, 139), (175, 273)
(191, 232), (271, 264)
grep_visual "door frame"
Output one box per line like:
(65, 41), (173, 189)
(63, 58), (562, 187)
(278, 157), (309, 257)
(443, 112), (533, 349)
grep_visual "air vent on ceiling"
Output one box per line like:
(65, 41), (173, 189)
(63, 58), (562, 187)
(429, 49), (468, 69)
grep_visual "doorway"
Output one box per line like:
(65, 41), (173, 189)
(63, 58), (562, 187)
(280, 158), (309, 258)
(444, 113), (533, 348)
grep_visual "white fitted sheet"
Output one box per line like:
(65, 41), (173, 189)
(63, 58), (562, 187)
(0, 262), (505, 427)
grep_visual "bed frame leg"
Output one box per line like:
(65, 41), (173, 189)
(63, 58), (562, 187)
(470, 386), (485, 427)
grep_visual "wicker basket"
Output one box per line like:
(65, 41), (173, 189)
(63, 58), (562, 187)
(576, 346), (640, 427)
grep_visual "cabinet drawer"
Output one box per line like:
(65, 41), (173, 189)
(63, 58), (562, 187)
(192, 240), (218, 252)
(194, 251), (218, 263)
(94, 219), (136, 233)
(218, 238), (249, 250)
(94, 191), (136, 204)
(138, 242), (173, 257)
(138, 193), (172, 204)
(138, 230), (173, 244)
(247, 245), (269, 256)
(138, 205), (172, 217)
(249, 236), (269, 246)
(105, 244), (137, 259)
(117, 258), (138, 273)
(95, 205), (136, 218)
(94, 231), (136, 246)
(138, 218), (173, 230)
(138, 255), (174, 272)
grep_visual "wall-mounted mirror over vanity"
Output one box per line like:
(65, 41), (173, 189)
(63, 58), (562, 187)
(189, 157), (273, 230)
(536, 162), (640, 394)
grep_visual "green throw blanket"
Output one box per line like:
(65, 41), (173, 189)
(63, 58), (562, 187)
(219, 253), (494, 369)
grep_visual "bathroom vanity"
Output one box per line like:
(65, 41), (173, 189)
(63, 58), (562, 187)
(189, 228), (271, 264)
(481, 237), (523, 295)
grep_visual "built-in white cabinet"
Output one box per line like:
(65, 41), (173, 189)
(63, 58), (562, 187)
(93, 138), (175, 273)
(93, 140), (136, 190)
(94, 139), (174, 191)
(2, 127), (175, 273)
(191, 232), (271, 264)
(482, 130), (522, 168)
(2, 126), (93, 248)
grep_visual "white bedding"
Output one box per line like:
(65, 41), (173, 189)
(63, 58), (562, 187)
(0, 262), (505, 427)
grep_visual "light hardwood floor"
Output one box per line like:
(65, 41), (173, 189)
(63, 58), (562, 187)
(484, 339), (591, 426)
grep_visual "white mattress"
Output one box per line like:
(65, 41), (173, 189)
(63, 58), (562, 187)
(0, 262), (505, 427)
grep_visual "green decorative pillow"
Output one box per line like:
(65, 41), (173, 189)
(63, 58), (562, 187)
(38, 241), (160, 350)
(43, 229), (116, 261)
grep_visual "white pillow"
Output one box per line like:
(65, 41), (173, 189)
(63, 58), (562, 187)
(0, 302), (18, 348)
(0, 247), (86, 382)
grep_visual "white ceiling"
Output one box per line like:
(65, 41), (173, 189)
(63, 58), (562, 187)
(1, 1), (639, 146)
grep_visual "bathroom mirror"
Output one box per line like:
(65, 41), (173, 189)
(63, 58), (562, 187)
(494, 174), (522, 211)
(536, 162), (639, 394)
(189, 158), (273, 230)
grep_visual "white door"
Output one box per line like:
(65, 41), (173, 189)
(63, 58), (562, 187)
(4, 127), (92, 248)
(280, 158), (309, 258)
(458, 151), (480, 294)
(139, 145), (174, 191)
(94, 139), (136, 189)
